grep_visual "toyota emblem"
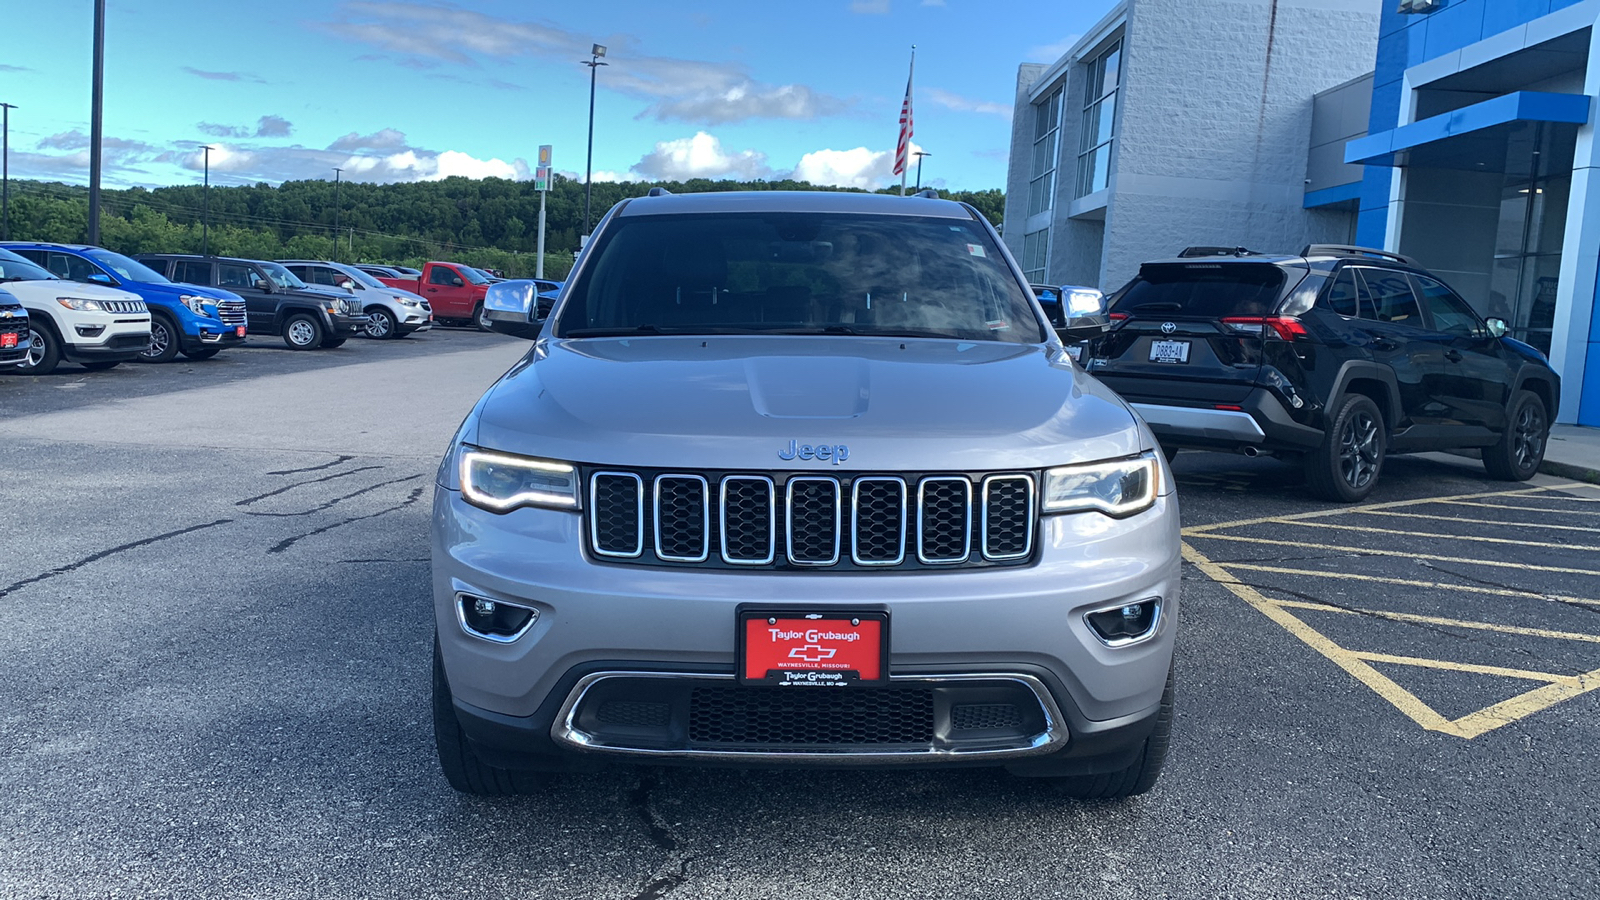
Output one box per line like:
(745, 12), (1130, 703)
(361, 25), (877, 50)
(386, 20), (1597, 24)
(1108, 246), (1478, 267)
(1160, 322), (1177, 335)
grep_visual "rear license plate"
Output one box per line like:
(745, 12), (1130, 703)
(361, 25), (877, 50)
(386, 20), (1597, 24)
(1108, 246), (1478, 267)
(236, 326), (246, 337)
(1149, 339), (1191, 364)
(739, 611), (887, 686)
(0, 333), (15, 349)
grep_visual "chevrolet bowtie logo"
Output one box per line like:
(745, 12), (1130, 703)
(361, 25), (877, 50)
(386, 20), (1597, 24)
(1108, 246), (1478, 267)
(787, 644), (837, 662)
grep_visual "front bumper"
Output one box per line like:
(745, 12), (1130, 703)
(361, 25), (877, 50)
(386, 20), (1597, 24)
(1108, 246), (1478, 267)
(432, 485), (1180, 771)
(61, 326), (151, 363)
(326, 312), (368, 337)
(183, 326), (247, 351)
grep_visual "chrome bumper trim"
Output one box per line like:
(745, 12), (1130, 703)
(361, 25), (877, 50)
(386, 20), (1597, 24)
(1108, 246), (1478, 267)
(550, 670), (1068, 763)
(1131, 402), (1267, 443)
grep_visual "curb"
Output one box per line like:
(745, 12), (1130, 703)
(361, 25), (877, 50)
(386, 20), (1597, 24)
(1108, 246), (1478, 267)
(1539, 458), (1600, 485)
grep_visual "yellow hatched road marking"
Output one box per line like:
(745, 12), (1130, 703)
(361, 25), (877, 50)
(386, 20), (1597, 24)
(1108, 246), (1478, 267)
(1273, 519), (1600, 552)
(1183, 532), (1600, 576)
(1220, 562), (1600, 607)
(1266, 597), (1600, 644)
(1348, 651), (1581, 685)
(1357, 509), (1600, 533)
(1183, 485), (1588, 534)
(1438, 498), (1600, 514)
(1183, 542), (1600, 739)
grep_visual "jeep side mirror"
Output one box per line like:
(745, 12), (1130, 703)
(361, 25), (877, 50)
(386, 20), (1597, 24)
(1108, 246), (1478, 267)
(258, 279), (274, 293)
(1036, 284), (1108, 343)
(483, 280), (544, 340)
(1485, 317), (1508, 338)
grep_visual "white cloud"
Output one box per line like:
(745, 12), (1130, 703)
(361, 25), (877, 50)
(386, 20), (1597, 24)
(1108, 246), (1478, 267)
(328, 127), (410, 153)
(850, 0), (891, 12)
(791, 141), (924, 190)
(926, 88), (1012, 118)
(630, 132), (772, 181)
(1026, 34), (1082, 62)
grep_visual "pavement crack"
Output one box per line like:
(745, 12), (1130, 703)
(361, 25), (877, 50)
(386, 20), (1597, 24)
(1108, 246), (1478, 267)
(0, 519), (233, 599)
(267, 486), (425, 555)
(1415, 560), (1600, 616)
(338, 558), (429, 564)
(264, 454), (356, 476)
(625, 771), (698, 900)
(244, 474), (425, 517)
(236, 466), (384, 507)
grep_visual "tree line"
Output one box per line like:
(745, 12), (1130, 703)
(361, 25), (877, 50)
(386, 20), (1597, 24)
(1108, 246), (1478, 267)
(2, 176), (1005, 280)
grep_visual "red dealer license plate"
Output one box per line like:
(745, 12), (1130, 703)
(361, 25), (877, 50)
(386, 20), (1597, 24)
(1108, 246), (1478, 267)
(0, 333), (15, 349)
(739, 611), (887, 686)
(236, 326), (246, 337)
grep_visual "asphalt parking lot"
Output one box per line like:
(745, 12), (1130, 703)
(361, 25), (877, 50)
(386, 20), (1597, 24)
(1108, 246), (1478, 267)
(2, 329), (1597, 899)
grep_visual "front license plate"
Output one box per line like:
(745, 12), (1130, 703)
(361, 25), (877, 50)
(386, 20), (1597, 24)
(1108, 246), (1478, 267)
(1149, 339), (1191, 364)
(739, 611), (887, 686)
(236, 326), (246, 337)
(0, 333), (15, 349)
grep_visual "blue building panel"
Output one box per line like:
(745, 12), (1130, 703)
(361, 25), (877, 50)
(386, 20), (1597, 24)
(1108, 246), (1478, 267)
(1421, 2), (1486, 58)
(1304, 183), (1362, 209)
(1482, 0), (1553, 37)
(1346, 91), (1592, 165)
(1581, 344), (1600, 426)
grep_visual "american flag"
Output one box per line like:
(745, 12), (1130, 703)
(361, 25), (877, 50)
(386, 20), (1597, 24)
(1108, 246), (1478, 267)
(893, 63), (914, 178)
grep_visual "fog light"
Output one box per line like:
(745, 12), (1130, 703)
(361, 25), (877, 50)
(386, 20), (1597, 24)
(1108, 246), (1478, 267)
(456, 592), (537, 643)
(75, 324), (106, 338)
(1085, 598), (1161, 647)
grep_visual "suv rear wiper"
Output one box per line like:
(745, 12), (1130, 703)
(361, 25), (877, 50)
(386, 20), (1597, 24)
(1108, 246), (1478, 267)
(1125, 301), (1183, 312)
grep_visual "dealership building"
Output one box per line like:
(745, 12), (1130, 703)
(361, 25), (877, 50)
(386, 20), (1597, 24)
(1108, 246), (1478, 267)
(1006, 0), (1600, 426)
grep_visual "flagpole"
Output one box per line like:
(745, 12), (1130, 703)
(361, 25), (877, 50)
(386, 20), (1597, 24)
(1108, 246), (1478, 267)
(900, 45), (915, 197)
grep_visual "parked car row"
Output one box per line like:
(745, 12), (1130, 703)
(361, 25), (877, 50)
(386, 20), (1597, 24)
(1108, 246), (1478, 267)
(0, 241), (560, 375)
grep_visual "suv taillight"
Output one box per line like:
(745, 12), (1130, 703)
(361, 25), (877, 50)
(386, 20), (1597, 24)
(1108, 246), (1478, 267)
(1221, 316), (1307, 341)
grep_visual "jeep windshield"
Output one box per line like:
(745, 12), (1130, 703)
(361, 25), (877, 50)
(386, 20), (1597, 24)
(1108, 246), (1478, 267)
(553, 212), (1046, 343)
(259, 261), (308, 290)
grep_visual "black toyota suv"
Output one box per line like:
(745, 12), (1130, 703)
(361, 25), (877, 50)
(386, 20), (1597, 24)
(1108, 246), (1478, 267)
(135, 254), (367, 350)
(1085, 245), (1560, 501)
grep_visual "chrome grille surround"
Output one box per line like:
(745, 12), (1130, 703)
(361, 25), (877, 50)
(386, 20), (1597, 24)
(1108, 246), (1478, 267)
(653, 474), (710, 563)
(981, 474), (1036, 561)
(590, 472), (645, 558)
(850, 476), (907, 566)
(98, 299), (147, 314)
(916, 476), (972, 565)
(719, 475), (775, 565)
(217, 300), (246, 326)
(785, 476), (841, 566)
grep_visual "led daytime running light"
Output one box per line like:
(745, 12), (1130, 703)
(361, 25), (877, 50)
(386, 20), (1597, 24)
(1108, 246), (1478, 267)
(459, 447), (579, 513)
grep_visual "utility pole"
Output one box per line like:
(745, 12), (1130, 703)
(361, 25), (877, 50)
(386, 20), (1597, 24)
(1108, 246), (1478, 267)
(332, 167), (342, 262)
(87, 0), (106, 244)
(201, 146), (212, 256)
(1, 103), (15, 241)
(913, 150), (931, 192)
(582, 44), (608, 237)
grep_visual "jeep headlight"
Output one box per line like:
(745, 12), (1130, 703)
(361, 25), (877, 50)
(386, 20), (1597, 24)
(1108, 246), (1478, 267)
(1042, 453), (1159, 517)
(57, 296), (105, 311)
(180, 294), (214, 316)
(460, 447), (579, 513)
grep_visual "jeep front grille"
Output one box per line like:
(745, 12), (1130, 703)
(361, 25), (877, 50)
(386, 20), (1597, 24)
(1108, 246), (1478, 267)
(98, 299), (147, 314)
(584, 468), (1036, 571)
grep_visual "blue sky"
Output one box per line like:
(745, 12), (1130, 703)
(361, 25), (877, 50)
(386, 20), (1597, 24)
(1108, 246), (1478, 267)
(1, 1), (1116, 192)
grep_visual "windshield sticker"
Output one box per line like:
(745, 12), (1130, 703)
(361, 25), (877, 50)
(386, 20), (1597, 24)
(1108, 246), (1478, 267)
(966, 244), (987, 258)
(987, 319), (1010, 330)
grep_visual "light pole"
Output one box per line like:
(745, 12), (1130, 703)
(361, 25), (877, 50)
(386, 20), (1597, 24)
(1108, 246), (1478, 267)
(913, 150), (931, 192)
(87, 0), (106, 244)
(582, 43), (608, 237)
(332, 167), (342, 261)
(1, 102), (15, 241)
(201, 145), (213, 256)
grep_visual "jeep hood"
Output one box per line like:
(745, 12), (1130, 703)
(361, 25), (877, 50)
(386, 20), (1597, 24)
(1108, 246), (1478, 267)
(472, 336), (1146, 471)
(2, 279), (143, 306)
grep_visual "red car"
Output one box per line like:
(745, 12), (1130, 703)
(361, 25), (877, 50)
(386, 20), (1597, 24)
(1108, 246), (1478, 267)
(378, 262), (492, 328)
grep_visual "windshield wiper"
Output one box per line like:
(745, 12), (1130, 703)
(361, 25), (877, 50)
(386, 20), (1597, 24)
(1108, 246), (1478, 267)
(562, 325), (674, 337)
(1126, 301), (1183, 312)
(781, 325), (969, 340)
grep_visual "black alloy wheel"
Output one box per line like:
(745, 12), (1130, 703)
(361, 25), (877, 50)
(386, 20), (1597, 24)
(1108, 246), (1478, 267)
(1483, 390), (1548, 481)
(1305, 394), (1386, 502)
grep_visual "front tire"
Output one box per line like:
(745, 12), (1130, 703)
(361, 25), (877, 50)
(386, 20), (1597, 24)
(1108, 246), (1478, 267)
(1049, 667), (1174, 800)
(1483, 390), (1548, 481)
(18, 326), (62, 375)
(282, 314), (323, 351)
(139, 313), (182, 363)
(364, 307), (398, 339)
(1305, 394), (1385, 502)
(473, 302), (493, 332)
(432, 637), (542, 795)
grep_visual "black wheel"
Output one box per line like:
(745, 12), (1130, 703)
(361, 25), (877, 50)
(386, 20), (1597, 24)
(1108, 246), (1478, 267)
(432, 636), (543, 795)
(18, 326), (61, 375)
(364, 307), (398, 339)
(1050, 667), (1174, 800)
(80, 360), (120, 371)
(139, 313), (181, 363)
(473, 302), (493, 332)
(321, 337), (347, 349)
(1305, 394), (1385, 502)
(181, 347), (221, 361)
(282, 314), (323, 350)
(1483, 390), (1548, 481)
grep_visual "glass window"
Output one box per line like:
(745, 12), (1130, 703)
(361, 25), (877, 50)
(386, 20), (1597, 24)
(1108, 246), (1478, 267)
(1323, 269), (1361, 317)
(0, 247), (56, 281)
(1028, 89), (1063, 217)
(553, 212), (1047, 343)
(1111, 263), (1285, 319)
(1076, 40), (1121, 197)
(258, 262), (306, 290)
(429, 266), (461, 286)
(217, 263), (258, 289)
(1413, 276), (1484, 337)
(1356, 269), (1422, 326)
(85, 249), (170, 284)
(1022, 229), (1050, 284)
(173, 260), (211, 285)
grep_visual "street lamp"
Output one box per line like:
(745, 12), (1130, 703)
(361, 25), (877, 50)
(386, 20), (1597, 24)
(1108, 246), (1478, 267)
(582, 43), (608, 237)
(1, 102), (15, 241)
(913, 150), (932, 192)
(332, 167), (342, 262)
(201, 145), (213, 256)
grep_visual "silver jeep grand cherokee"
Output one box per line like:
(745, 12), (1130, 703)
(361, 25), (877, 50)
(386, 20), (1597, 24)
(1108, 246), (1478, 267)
(431, 190), (1180, 798)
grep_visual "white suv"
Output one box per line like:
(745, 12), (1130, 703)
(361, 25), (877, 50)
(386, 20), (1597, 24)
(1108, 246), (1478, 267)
(0, 247), (150, 374)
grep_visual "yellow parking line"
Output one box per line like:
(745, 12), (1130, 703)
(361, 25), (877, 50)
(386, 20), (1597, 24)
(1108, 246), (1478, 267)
(1185, 485), (1577, 534)
(1262, 599), (1600, 644)
(1439, 499), (1600, 514)
(1347, 651), (1579, 685)
(1451, 671), (1600, 738)
(1221, 562), (1600, 606)
(1276, 520), (1600, 552)
(1357, 509), (1600, 533)
(1183, 532), (1600, 576)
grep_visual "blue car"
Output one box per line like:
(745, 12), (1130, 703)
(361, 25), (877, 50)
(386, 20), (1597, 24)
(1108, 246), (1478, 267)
(2, 243), (247, 362)
(0, 286), (30, 369)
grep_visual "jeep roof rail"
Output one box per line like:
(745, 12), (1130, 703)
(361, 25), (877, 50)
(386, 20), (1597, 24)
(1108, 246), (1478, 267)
(1300, 244), (1418, 266)
(1178, 246), (1260, 258)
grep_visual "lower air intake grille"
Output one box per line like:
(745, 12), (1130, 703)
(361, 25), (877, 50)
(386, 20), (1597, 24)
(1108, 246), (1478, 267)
(596, 700), (671, 728)
(688, 686), (935, 746)
(951, 703), (1023, 731)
